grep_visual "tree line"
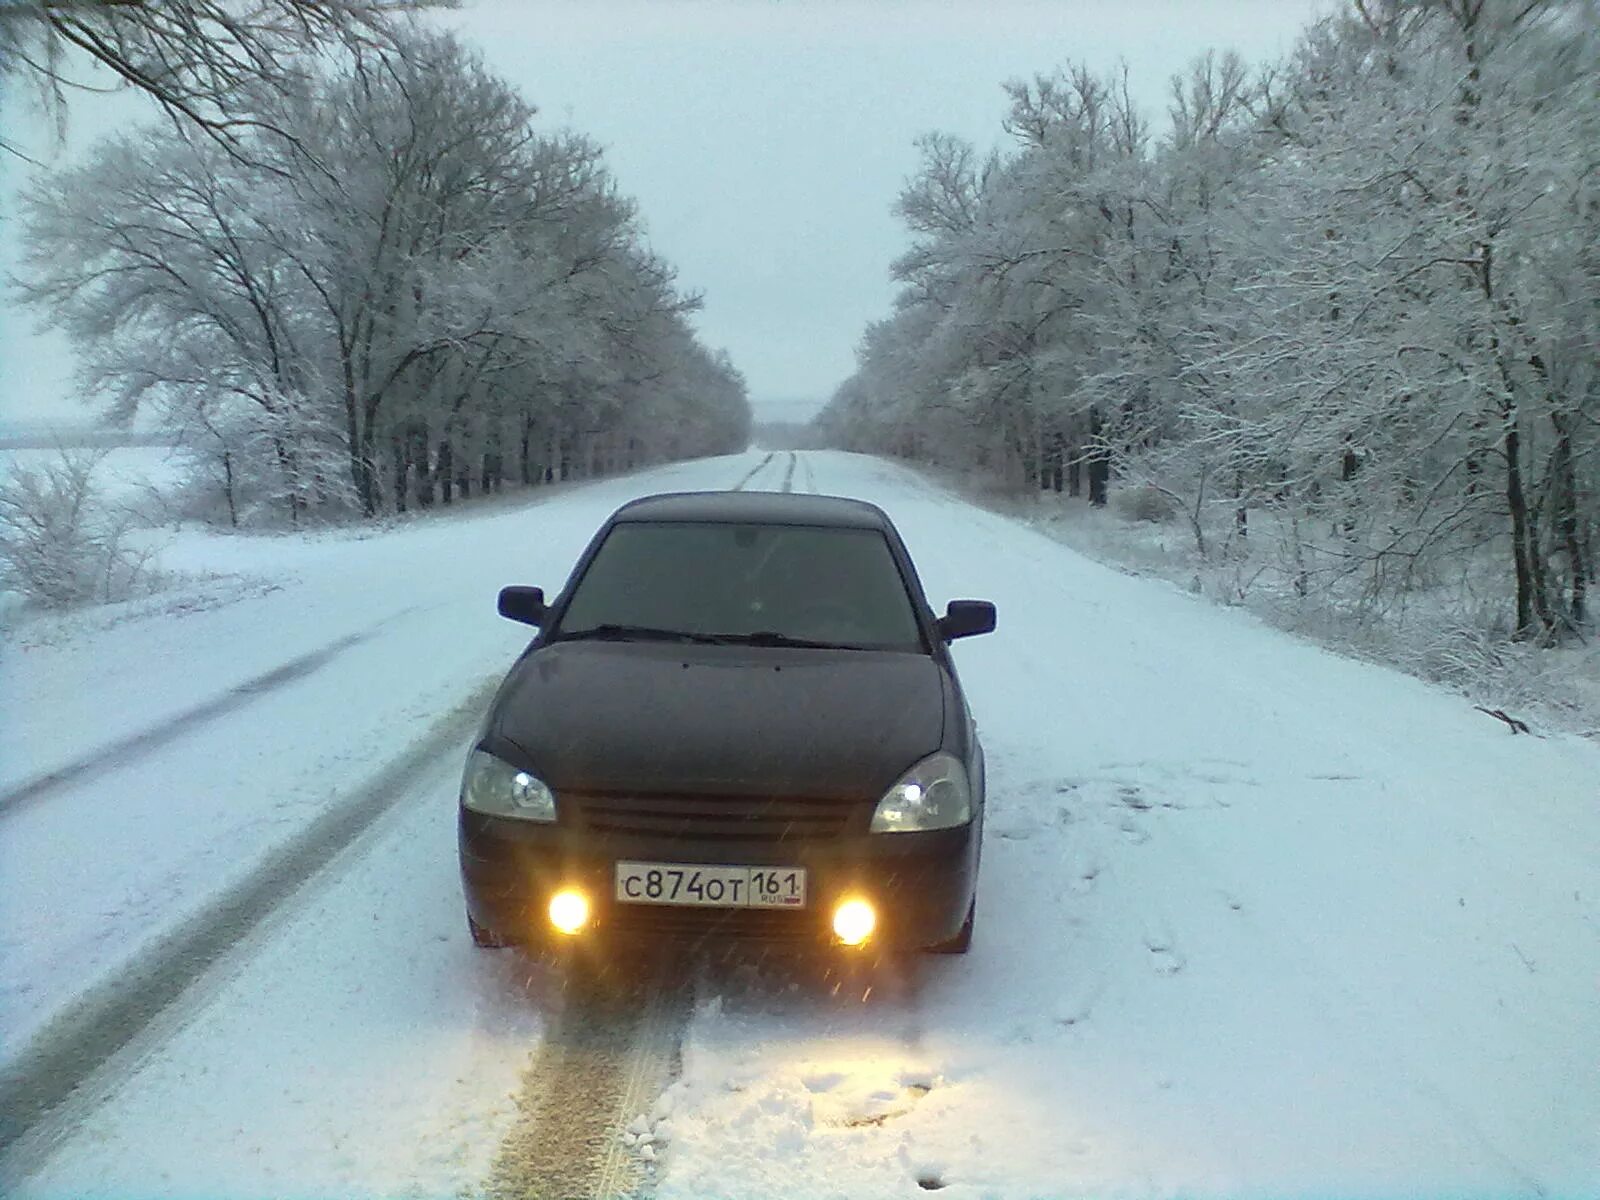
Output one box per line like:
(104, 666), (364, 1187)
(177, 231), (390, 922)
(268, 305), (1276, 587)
(819, 0), (1597, 643)
(13, 15), (749, 526)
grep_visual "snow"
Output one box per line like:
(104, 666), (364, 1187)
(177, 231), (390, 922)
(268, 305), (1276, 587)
(7, 448), (1600, 1198)
(15, 751), (545, 1200)
(0, 451), (757, 1056)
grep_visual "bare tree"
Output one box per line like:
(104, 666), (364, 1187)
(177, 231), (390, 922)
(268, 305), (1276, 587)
(18, 25), (750, 528)
(0, 0), (451, 158)
(821, 0), (1597, 646)
(0, 447), (151, 606)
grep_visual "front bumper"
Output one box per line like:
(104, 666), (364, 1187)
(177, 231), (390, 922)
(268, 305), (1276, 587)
(459, 806), (979, 950)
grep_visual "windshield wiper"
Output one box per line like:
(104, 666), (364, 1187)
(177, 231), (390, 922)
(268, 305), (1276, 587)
(558, 625), (872, 650)
(705, 631), (867, 650)
(555, 623), (729, 645)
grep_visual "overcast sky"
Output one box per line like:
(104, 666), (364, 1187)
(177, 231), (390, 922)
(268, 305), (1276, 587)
(0, 0), (1331, 429)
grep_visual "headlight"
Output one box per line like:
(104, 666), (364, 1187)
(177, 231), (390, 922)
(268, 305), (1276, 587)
(461, 748), (556, 821)
(869, 752), (972, 833)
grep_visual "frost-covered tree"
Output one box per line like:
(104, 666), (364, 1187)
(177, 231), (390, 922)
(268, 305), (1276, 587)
(0, 449), (151, 606)
(20, 27), (750, 525)
(1199, 0), (1600, 635)
(0, 0), (448, 157)
(822, 0), (1597, 642)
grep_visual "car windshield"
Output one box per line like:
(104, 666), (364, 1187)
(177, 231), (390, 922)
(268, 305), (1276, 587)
(554, 521), (924, 651)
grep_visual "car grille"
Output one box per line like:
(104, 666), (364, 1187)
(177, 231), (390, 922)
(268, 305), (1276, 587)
(604, 903), (819, 943)
(562, 792), (858, 843)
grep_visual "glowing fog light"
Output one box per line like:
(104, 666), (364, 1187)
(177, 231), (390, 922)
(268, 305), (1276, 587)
(548, 888), (591, 936)
(832, 898), (876, 947)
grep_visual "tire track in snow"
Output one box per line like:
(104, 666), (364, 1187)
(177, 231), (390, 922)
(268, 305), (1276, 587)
(732, 452), (775, 491)
(0, 674), (502, 1174)
(486, 958), (692, 1200)
(486, 951), (929, 1200)
(779, 451), (797, 493)
(0, 609), (422, 821)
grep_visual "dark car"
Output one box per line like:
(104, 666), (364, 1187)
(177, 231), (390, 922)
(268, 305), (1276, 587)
(458, 490), (995, 956)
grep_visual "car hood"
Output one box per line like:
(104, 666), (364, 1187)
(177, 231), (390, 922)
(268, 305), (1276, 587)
(490, 641), (947, 799)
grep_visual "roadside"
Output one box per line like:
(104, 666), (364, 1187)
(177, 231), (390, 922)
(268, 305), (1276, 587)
(0, 677), (498, 1173)
(896, 459), (1600, 740)
(9, 744), (545, 1200)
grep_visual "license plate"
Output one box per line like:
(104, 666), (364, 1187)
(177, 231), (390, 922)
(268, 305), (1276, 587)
(614, 861), (807, 909)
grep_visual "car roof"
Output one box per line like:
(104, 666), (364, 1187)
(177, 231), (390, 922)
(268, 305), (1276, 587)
(612, 490), (893, 530)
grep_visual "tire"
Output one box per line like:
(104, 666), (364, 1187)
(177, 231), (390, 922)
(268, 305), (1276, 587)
(468, 912), (507, 949)
(923, 898), (974, 955)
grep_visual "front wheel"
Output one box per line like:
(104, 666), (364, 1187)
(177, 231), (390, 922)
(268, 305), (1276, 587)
(923, 897), (974, 955)
(467, 912), (507, 949)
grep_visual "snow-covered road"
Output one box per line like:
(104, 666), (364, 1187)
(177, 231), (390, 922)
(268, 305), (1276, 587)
(4, 449), (1597, 1199)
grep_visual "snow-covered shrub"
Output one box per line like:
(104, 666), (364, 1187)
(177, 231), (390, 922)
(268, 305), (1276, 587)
(177, 389), (357, 529)
(1113, 484), (1176, 525)
(0, 449), (154, 608)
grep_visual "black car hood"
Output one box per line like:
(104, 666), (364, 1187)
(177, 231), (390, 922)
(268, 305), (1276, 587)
(490, 641), (947, 799)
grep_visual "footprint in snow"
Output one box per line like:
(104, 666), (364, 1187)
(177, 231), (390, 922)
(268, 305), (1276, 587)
(1055, 999), (1094, 1029)
(898, 1145), (949, 1192)
(1118, 785), (1152, 811)
(899, 1068), (937, 1093)
(992, 814), (1046, 841)
(990, 778), (1085, 840)
(1053, 973), (1101, 1029)
(802, 1071), (846, 1093)
(1069, 858), (1101, 894)
(1143, 920), (1185, 975)
(838, 1090), (923, 1128)
(818, 1070), (938, 1128)
(1148, 945), (1184, 976)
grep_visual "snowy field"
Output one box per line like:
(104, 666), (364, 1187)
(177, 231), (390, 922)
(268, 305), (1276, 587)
(3, 448), (1598, 1199)
(0, 443), (187, 507)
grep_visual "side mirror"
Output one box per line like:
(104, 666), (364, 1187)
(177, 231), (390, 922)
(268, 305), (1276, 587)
(498, 585), (546, 627)
(937, 599), (996, 642)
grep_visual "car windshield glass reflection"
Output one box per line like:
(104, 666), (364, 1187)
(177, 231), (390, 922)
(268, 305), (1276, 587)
(555, 522), (924, 651)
